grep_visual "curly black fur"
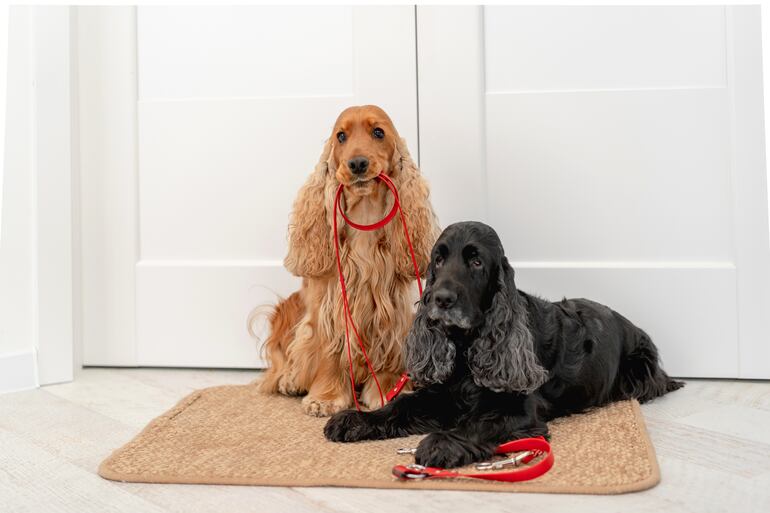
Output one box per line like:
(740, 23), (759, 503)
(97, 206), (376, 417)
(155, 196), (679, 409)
(325, 221), (683, 468)
(403, 306), (456, 388)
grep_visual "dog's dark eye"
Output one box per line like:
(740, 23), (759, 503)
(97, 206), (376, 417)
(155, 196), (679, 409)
(337, 131), (346, 143)
(435, 255), (444, 267)
(373, 127), (385, 139)
(470, 258), (483, 268)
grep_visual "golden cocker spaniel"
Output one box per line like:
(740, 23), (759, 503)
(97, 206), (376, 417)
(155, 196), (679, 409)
(259, 105), (439, 416)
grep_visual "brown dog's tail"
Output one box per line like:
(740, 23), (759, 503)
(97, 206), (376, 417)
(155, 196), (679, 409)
(250, 291), (304, 393)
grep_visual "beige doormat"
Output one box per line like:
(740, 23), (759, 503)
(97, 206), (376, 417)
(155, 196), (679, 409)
(98, 383), (660, 494)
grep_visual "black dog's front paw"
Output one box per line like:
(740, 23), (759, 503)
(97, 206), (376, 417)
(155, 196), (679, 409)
(324, 409), (379, 442)
(414, 432), (492, 468)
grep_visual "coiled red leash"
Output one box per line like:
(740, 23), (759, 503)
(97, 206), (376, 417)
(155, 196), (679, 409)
(392, 436), (554, 482)
(333, 174), (422, 410)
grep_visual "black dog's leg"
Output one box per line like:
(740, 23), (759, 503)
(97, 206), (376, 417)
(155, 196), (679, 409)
(324, 385), (455, 443)
(415, 396), (549, 468)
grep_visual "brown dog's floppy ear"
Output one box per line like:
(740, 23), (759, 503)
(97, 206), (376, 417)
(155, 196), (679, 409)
(389, 137), (440, 279)
(284, 138), (336, 277)
(467, 256), (549, 393)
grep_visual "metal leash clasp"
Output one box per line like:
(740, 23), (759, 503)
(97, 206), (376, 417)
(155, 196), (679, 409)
(397, 446), (535, 471)
(393, 448), (430, 479)
(401, 464), (430, 479)
(475, 450), (535, 471)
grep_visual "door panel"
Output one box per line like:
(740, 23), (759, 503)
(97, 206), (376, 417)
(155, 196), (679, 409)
(138, 98), (351, 261)
(514, 266), (738, 377)
(137, 6), (354, 100)
(486, 88), (732, 262)
(484, 6), (726, 92)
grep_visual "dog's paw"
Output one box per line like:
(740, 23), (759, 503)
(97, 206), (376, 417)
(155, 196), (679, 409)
(359, 374), (400, 411)
(324, 410), (377, 442)
(276, 374), (304, 397)
(415, 432), (489, 469)
(301, 395), (348, 417)
(359, 388), (384, 412)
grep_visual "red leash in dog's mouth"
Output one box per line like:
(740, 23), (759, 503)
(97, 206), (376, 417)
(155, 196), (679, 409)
(333, 174), (419, 411)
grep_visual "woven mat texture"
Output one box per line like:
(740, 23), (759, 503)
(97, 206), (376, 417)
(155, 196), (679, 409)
(99, 384), (659, 494)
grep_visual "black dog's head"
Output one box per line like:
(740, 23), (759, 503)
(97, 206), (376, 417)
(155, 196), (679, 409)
(404, 222), (548, 393)
(423, 222), (505, 331)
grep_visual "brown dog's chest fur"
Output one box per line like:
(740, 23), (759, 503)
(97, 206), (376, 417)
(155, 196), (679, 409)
(329, 184), (417, 376)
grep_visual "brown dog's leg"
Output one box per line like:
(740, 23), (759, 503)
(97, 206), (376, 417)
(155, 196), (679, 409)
(280, 280), (351, 415)
(360, 371), (407, 411)
(259, 292), (305, 395)
(301, 350), (352, 417)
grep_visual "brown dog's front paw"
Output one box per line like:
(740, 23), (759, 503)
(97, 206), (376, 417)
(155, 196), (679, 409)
(301, 395), (349, 417)
(276, 374), (304, 396)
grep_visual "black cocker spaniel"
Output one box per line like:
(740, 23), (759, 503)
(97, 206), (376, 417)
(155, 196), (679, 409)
(324, 221), (683, 468)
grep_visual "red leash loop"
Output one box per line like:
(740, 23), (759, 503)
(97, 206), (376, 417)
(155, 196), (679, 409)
(392, 437), (554, 483)
(333, 174), (422, 411)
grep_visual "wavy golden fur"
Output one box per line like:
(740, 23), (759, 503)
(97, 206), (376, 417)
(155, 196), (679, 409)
(259, 105), (440, 416)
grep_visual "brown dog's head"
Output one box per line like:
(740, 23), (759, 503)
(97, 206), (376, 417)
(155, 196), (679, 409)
(284, 104), (435, 279)
(329, 105), (401, 196)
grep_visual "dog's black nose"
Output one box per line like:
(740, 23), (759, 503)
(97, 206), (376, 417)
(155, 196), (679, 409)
(433, 289), (457, 310)
(348, 156), (369, 175)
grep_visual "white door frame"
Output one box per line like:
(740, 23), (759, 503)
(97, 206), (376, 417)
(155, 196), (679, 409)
(0, 6), (76, 392)
(77, 6), (139, 366)
(416, 5), (770, 379)
(725, 7), (770, 378)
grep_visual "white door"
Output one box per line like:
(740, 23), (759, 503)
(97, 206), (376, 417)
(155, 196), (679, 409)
(79, 6), (418, 367)
(417, 6), (770, 378)
(81, 6), (770, 378)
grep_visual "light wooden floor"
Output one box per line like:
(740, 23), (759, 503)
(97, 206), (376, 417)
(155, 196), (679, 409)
(1, 368), (769, 513)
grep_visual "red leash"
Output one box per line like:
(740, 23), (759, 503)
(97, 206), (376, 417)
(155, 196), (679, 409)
(333, 174), (421, 410)
(392, 436), (554, 482)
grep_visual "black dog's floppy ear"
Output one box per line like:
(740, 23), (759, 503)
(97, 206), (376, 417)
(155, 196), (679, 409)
(404, 263), (456, 387)
(467, 256), (548, 393)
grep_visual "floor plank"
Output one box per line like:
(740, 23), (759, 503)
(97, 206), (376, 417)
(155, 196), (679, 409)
(0, 387), (138, 469)
(646, 417), (770, 478)
(677, 403), (770, 445)
(0, 428), (167, 513)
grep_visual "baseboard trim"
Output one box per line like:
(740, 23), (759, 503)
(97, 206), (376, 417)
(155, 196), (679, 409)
(0, 349), (38, 394)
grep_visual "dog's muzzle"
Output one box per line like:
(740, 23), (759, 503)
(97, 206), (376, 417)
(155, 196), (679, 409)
(427, 305), (473, 330)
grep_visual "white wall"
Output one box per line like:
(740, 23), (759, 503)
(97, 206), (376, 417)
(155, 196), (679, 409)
(0, 7), (38, 392)
(0, 5), (6, 230)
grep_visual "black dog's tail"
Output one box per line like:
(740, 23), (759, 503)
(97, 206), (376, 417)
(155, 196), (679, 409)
(615, 330), (684, 403)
